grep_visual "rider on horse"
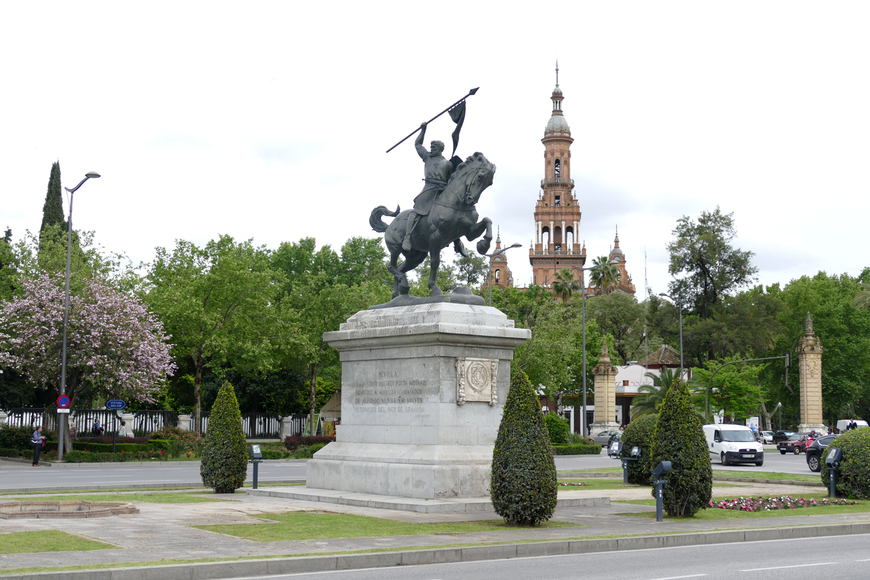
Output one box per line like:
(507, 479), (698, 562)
(402, 122), (459, 252)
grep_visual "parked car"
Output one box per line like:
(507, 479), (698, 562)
(772, 430), (797, 443)
(703, 424), (764, 466)
(806, 434), (837, 472)
(591, 430), (621, 446)
(758, 430), (775, 444)
(777, 433), (814, 455)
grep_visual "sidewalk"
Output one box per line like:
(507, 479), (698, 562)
(2, 478), (867, 580)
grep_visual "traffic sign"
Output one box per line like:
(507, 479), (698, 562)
(57, 408), (70, 414)
(106, 399), (126, 410)
(57, 395), (71, 409)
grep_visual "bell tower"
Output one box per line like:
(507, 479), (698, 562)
(530, 63), (586, 288)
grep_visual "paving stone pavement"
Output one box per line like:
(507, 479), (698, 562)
(1, 479), (867, 576)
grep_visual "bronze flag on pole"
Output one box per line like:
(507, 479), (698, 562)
(386, 87), (479, 154)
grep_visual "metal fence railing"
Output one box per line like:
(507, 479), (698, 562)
(3, 408), (302, 439)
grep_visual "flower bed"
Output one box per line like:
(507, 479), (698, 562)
(558, 482), (588, 487)
(710, 495), (858, 512)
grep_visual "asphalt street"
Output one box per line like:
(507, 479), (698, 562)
(0, 446), (815, 492)
(228, 534), (870, 580)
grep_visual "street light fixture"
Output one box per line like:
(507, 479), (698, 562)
(658, 293), (684, 380)
(484, 243), (521, 307)
(58, 171), (100, 461)
(571, 259), (619, 436)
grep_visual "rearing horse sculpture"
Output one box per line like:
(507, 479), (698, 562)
(370, 151), (495, 299)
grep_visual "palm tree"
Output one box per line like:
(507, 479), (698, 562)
(854, 282), (870, 310)
(631, 366), (679, 418)
(589, 256), (621, 294)
(551, 268), (579, 302)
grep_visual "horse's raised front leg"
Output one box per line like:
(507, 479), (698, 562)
(466, 217), (493, 255)
(452, 238), (470, 258)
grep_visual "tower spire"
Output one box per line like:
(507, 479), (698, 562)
(555, 60), (559, 87)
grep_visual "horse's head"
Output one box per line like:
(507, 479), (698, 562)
(446, 152), (496, 206)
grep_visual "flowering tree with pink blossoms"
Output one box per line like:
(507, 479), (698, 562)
(0, 274), (175, 449)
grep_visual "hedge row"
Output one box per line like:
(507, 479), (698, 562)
(552, 443), (602, 455)
(284, 435), (334, 451)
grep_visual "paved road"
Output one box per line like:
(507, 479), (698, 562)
(0, 459), (306, 492)
(557, 445), (815, 475)
(230, 534), (870, 580)
(0, 445), (816, 492)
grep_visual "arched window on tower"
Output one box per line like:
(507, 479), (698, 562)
(495, 269), (501, 283)
(554, 159), (561, 179)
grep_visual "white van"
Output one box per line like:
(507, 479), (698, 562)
(703, 424), (764, 466)
(836, 419), (869, 432)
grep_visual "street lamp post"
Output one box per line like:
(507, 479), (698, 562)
(58, 172), (100, 461)
(572, 259), (618, 437)
(484, 243), (521, 307)
(658, 293), (683, 380)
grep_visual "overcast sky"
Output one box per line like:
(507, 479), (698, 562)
(3, 2), (869, 298)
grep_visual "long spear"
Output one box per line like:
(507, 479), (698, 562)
(386, 87), (479, 153)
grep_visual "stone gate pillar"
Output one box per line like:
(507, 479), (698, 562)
(797, 312), (826, 434)
(591, 342), (619, 434)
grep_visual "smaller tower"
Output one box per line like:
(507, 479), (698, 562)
(488, 229), (514, 290)
(592, 342), (619, 433)
(797, 312), (825, 434)
(608, 227), (636, 295)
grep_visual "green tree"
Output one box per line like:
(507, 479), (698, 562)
(589, 256), (621, 295)
(146, 235), (305, 431)
(455, 253), (489, 290)
(585, 292), (645, 363)
(491, 371), (557, 526)
(667, 207), (757, 320)
(0, 228), (17, 302)
(39, 162), (66, 247)
(551, 268), (579, 302)
(650, 379), (712, 518)
(200, 381), (247, 493)
(693, 359), (763, 423)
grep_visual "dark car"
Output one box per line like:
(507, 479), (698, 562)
(777, 433), (814, 455)
(772, 430), (797, 443)
(806, 434), (836, 472)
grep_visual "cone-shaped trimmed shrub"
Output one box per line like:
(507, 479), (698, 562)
(620, 414), (658, 485)
(200, 381), (247, 493)
(491, 371), (557, 525)
(650, 380), (711, 517)
(821, 428), (870, 498)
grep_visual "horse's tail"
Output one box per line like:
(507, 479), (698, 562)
(369, 205), (400, 233)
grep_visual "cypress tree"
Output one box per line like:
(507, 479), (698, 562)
(40, 161), (65, 235)
(200, 381), (248, 493)
(491, 371), (557, 525)
(650, 380), (712, 517)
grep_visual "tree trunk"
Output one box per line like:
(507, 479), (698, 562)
(309, 362), (317, 434)
(194, 353), (204, 433)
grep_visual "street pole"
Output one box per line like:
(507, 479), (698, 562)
(484, 243), (521, 306)
(58, 172), (100, 461)
(658, 293), (683, 381)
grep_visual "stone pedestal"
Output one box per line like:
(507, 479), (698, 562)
(306, 303), (530, 499)
(591, 342), (620, 434)
(797, 312), (826, 434)
(176, 414), (192, 431)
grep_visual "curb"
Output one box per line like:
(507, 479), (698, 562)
(3, 522), (869, 580)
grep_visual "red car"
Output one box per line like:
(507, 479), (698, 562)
(777, 434), (815, 455)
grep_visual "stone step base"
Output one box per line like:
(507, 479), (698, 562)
(246, 486), (610, 514)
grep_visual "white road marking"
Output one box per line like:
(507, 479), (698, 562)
(741, 562), (836, 572)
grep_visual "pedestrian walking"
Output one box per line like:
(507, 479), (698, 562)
(118, 421), (129, 437)
(31, 426), (46, 466)
(93, 419), (103, 437)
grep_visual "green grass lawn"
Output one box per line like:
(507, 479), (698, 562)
(0, 530), (114, 554)
(196, 511), (578, 542)
(714, 470), (821, 483)
(616, 493), (869, 520)
(558, 479), (638, 491)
